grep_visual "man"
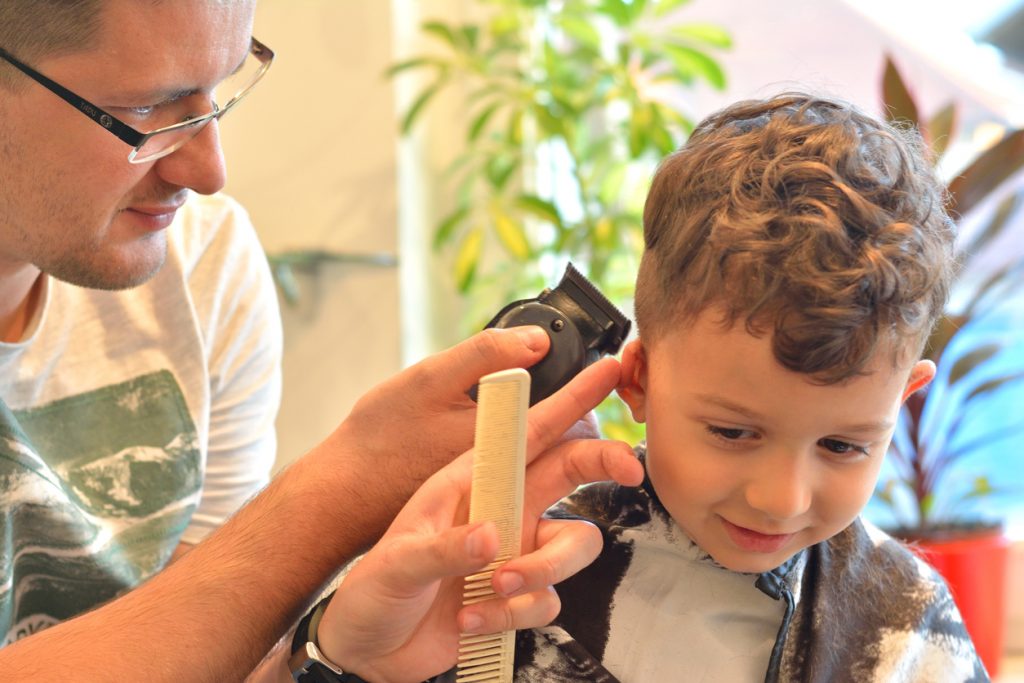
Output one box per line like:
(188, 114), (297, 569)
(0, 1), (638, 680)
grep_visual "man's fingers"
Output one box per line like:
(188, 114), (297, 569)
(523, 357), (622, 463)
(457, 587), (562, 635)
(372, 523), (500, 597)
(411, 327), (550, 396)
(491, 519), (601, 598)
(522, 438), (643, 517)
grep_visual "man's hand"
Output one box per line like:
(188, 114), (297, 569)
(310, 327), (552, 545)
(314, 358), (644, 683)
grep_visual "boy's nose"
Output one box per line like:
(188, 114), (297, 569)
(743, 450), (813, 521)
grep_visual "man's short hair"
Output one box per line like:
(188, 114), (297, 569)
(634, 92), (956, 383)
(0, 0), (103, 89)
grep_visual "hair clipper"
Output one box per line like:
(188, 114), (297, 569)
(472, 263), (632, 406)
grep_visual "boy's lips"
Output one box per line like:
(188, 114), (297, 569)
(720, 517), (796, 554)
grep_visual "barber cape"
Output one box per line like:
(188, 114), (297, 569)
(485, 445), (987, 682)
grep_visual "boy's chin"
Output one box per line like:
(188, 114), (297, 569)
(707, 543), (806, 574)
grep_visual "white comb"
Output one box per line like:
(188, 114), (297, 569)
(456, 368), (530, 683)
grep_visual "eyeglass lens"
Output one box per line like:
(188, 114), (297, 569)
(130, 43), (269, 163)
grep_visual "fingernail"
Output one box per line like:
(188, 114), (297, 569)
(462, 612), (484, 633)
(512, 325), (548, 352)
(466, 525), (487, 559)
(496, 572), (524, 597)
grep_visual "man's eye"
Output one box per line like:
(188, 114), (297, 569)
(113, 105), (157, 120)
(819, 438), (868, 456)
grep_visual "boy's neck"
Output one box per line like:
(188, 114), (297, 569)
(0, 265), (44, 343)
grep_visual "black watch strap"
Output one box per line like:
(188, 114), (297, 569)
(290, 594), (370, 683)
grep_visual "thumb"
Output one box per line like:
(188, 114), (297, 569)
(413, 327), (550, 395)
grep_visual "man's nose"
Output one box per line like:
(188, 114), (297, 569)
(153, 118), (228, 195)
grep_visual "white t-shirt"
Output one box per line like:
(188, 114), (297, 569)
(0, 192), (282, 644)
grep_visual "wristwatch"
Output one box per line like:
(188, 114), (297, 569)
(289, 596), (369, 683)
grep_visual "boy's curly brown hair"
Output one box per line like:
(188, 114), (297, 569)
(634, 93), (957, 383)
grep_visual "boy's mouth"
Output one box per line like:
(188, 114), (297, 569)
(720, 517), (795, 554)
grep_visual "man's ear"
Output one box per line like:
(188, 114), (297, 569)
(616, 339), (649, 423)
(902, 359), (936, 403)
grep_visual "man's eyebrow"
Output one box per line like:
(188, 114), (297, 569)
(118, 48), (250, 103)
(692, 392), (895, 433)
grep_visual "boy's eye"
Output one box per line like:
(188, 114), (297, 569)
(818, 438), (869, 456)
(706, 425), (756, 441)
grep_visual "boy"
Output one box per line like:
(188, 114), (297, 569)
(509, 93), (987, 681)
(319, 92), (984, 683)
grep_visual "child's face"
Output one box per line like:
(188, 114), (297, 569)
(618, 308), (934, 573)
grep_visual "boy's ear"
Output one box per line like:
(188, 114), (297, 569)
(616, 339), (649, 423)
(902, 359), (936, 403)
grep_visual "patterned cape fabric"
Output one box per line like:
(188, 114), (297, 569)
(439, 445), (988, 682)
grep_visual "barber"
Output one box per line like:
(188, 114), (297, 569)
(0, 0), (639, 680)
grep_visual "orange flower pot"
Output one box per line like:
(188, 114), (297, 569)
(912, 530), (1010, 679)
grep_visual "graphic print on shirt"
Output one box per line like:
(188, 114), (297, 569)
(0, 370), (200, 645)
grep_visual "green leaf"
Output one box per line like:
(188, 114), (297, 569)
(650, 116), (676, 155)
(628, 106), (650, 157)
(963, 476), (995, 500)
(946, 343), (1000, 386)
(507, 109), (524, 146)
(433, 205), (471, 249)
(485, 154), (519, 190)
(597, 0), (633, 26)
(593, 215), (616, 250)
(422, 21), (462, 50)
(881, 55), (919, 126)
(599, 164), (628, 205)
(874, 478), (899, 507)
(516, 195), (563, 227)
(920, 492), (936, 517)
(460, 25), (480, 51)
(490, 204), (531, 260)
(663, 44), (727, 89)
(669, 23), (733, 49)
(926, 103), (957, 160)
(468, 101), (503, 142)
(454, 228), (484, 293)
(400, 77), (446, 134)
(384, 56), (447, 78)
(653, 0), (694, 18)
(557, 16), (603, 52)
(947, 128), (1024, 216)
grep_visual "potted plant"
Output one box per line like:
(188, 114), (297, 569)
(872, 55), (1024, 677)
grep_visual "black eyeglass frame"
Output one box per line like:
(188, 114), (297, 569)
(0, 36), (274, 162)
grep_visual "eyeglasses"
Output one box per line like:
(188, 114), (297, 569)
(0, 37), (274, 164)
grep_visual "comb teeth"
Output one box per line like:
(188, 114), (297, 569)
(457, 369), (529, 683)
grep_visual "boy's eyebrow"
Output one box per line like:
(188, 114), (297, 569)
(693, 393), (895, 433)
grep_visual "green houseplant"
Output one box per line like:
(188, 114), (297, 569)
(872, 55), (1024, 676)
(389, 0), (730, 441)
